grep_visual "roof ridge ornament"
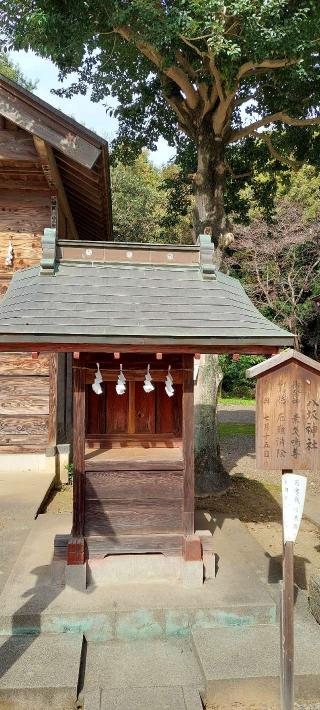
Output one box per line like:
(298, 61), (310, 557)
(40, 228), (56, 276)
(197, 233), (217, 280)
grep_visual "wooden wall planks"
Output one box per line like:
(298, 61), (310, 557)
(0, 357), (50, 451)
(86, 469), (184, 500)
(0, 184), (52, 453)
(84, 500), (183, 536)
(0, 353), (49, 376)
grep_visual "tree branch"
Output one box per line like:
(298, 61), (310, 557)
(178, 34), (204, 59)
(253, 132), (303, 170)
(115, 26), (199, 110)
(236, 57), (300, 80)
(225, 161), (252, 179)
(208, 57), (225, 102)
(175, 49), (197, 81)
(230, 111), (320, 142)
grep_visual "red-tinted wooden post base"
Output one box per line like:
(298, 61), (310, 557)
(67, 538), (85, 565)
(182, 536), (204, 588)
(184, 535), (202, 562)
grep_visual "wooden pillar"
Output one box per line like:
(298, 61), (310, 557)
(182, 355), (199, 559)
(47, 353), (58, 453)
(67, 362), (85, 565)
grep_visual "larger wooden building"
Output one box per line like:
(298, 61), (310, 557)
(0, 75), (112, 469)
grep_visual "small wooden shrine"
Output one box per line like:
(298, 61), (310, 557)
(0, 233), (294, 578)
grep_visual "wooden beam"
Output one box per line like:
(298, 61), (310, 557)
(0, 87), (100, 168)
(33, 137), (79, 240)
(0, 130), (39, 161)
(0, 343), (288, 356)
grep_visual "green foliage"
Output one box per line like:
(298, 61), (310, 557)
(64, 462), (74, 485)
(219, 355), (265, 398)
(227, 164), (320, 357)
(0, 51), (36, 90)
(111, 151), (193, 243)
(1, 0), (319, 228)
(277, 163), (320, 222)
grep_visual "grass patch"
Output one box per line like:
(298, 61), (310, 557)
(218, 396), (255, 406)
(218, 422), (255, 437)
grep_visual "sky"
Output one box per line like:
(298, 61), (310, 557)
(9, 49), (176, 167)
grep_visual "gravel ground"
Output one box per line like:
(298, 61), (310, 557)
(218, 404), (320, 496)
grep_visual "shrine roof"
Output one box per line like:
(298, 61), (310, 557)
(0, 75), (112, 241)
(246, 348), (320, 377)
(0, 236), (294, 349)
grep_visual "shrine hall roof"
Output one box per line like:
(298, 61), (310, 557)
(0, 237), (294, 348)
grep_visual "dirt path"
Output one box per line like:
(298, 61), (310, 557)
(218, 403), (320, 496)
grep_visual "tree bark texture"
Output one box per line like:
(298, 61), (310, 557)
(193, 129), (232, 494)
(194, 354), (231, 495)
(193, 130), (232, 257)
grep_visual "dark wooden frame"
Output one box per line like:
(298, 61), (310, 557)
(68, 351), (198, 563)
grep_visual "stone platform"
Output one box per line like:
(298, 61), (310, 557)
(0, 512), (276, 641)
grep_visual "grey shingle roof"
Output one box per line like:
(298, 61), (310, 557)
(0, 261), (294, 346)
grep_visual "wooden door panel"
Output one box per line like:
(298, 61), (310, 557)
(156, 383), (182, 434)
(106, 382), (129, 434)
(135, 382), (155, 433)
(86, 384), (106, 434)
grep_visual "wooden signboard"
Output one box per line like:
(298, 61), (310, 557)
(247, 351), (320, 471)
(247, 350), (320, 710)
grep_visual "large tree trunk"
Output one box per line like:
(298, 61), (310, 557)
(193, 127), (232, 495)
(193, 129), (232, 254)
(195, 354), (231, 495)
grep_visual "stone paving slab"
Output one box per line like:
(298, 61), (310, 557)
(84, 638), (204, 693)
(0, 467), (55, 595)
(192, 622), (320, 706)
(98, 686), (202, 710)
(0, 632), (83, 709)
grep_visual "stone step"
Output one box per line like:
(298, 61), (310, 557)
(85, 686), (204, 710)
(84, 638), (204, 709)
(192, 621), (320, 707)
(0, 632), (83, 709)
